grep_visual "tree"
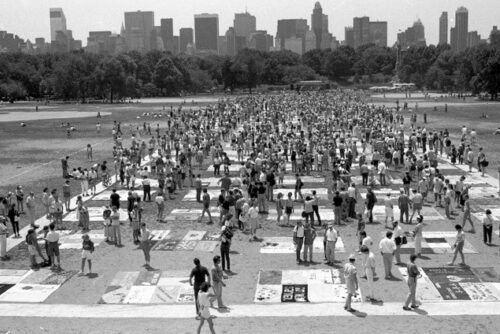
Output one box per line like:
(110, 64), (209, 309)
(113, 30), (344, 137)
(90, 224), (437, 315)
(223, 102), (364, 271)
(152, 56), (183, 96)
(97, 57), (126, 103)
(221, 58), (237, 93)
(326, 48), (353, 80)
(231, 49), (264, 93)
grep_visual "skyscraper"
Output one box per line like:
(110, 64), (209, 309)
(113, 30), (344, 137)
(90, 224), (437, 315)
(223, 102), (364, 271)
(353, 16), (370, 48)
(124, 11), (154, 53)
(276, 19), (308, 51)
(49, 8), (67, 42)
(179, 28), (193, 53)
(194, 14), (219, 53)
(248, 30), (273, 52)
(467, 31), (480, 48)
(454, 7), (469, 52)
(344, 27), (354, 47)
(439, 12), (448, 45)
(160, 18), (176, 53)
(369, 21), (387, 47)
(398, 19), (426, 48)
(311, 2), (329, 49)
(234, 12), (256, 40)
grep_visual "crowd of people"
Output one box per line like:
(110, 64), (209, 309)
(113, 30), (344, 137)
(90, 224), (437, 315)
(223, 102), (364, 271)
(0, 90), (496, 327)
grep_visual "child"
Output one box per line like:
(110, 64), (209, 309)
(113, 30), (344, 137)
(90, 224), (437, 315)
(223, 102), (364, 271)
(276, 192), (284, 225)
(285, 192), (294, 226)
(102, 206), (112, 243)
(384, 193), (394, 228)
(197, 282), (216, 334)
(80, 234), (94, 275)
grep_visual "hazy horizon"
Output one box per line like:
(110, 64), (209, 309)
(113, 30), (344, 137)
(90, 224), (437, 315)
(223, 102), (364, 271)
(1, 0), (499, 47)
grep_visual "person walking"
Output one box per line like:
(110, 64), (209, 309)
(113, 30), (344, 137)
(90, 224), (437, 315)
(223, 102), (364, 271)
(392, 221), (405, 265)
(199, 189), (213, 224)
(482, 209), (494, 245)
(45, 223), (61, 270)
(344, 254), (359, 312)
(248, 201), (259, 241)
(0, 217), (9, 261)
(462, 195), (475, 233)
(189, 258), (211, 315)
(379, 231), (396, 279)
(324, 223), (338, 265)
(398, 189), (410, 224)
(155, 191), (165, 222)
(333, 191), (342, 225)
(293, 220), (305, 264)
(403, 254), (421, 311)
(196, 282), (216, 334)
(312, 190), (322, 225)
(448, 224), (466, 266)
(210, 255), (228, 309)
(80, 234), (94, 275)
(365, 188), (377, 223)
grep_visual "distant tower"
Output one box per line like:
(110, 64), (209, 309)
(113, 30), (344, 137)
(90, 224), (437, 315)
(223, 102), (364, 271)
(311, 2), (323, 49)
(454, 7), (469, 52)
(49, 8), (67, 42)
(439, 12), (448, 45)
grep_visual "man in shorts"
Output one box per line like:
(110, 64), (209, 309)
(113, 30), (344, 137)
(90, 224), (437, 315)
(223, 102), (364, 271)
(199, 189), (213, 224)
(45, 223), (61, 270)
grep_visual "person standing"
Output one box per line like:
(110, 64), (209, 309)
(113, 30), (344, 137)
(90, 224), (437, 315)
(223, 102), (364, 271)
(142, 176), (151, 202)
(110, 189), (121, 209)
(392, 221), (405, 265)
(0, 217), (8, 260)
(25, 192), (36, 227)
(398, 189), (410, 224)
(62, 180), (72, 212)
(344, 254), (359, 312)
(80, 234), (94, 275)
(189, 258), (211, 315)
(324, 223), (338, 265)
(365, 188), (377, 224)
(413, 215), (425, 257)
(448, 224), (466, 266)
(333, 191), (342, 225)
(110, 206), (122, 247)
(248, 201), (259, 241)
(195, 174), (203, 202)
(140, 223), (152, 268)
(45, 223), (61, 270)
(155, 191), (165, 222)
(409, 189), (423, 223)
(210, 255), (228, 309)
(379, 231), (396, 279)
(403, 254), (421, 311)
(61, 156), (69, 178)
(482, 209), (494, 245)
(293, 220), (305, 264)
(303, 196), (314, 225)
(303, 222), (316, 263)
(220, 223), (233, 272)
(360, 245), (379, 302)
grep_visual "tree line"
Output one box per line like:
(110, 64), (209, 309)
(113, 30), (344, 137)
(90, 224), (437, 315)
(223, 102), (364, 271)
(0, 40), (499, 102)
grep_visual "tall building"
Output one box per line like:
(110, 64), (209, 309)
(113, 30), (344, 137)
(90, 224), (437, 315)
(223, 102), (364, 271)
(194, 14), (219, 53)
(439, 12), (448, 45)
(179, 28), (193, 53)
(276, 19), (308, 51)
(86, 31), (113, 54)
(248, 30), (273, 52)
(124, 11), (154, 53)
(284, 36), (303, 55)
(311, 2), (329, 49)
(453, 7), (469, 52)
(398, 19), (426, 48)
(450, 27), (457, 49)
(218, 36), (227, 56)
(353, 16), (370, 48)
(369, 21), (387, 47)
(160, 18), (176, 53)
(467, 31), (481, 48)
(344, 27), (354, 47)
(234, 12), (256, 40)
(305, 30), (316, 52)
(225, 27), (236, 56)
(49, 8), (67, 42)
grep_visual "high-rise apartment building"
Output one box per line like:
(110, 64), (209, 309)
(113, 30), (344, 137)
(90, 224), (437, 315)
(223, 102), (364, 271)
(124, 11), (154, 53)
(467, 31), (480, 48)
(439, 12), (448, 45)
(234, 12), (256, 40)
(179, 28), (193, 53)
(452, 7), (468, 52)
(50, 8), (67, 42)
(194, 14), (219, 53)
(345, 17), (386, 48)
(248, 30), (273, 52)
(344, 27), (354, 48)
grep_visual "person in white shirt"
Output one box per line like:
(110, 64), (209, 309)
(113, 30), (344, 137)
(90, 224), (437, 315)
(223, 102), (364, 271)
(378, 161), (387, 186)
(293, 220), (305, 263)
(392, 221), (405, 264)
(482, 209), (494, 245)
(324, 224), (338, 265)
(379, 231), (396, 279)
(361, 245), (379, 302)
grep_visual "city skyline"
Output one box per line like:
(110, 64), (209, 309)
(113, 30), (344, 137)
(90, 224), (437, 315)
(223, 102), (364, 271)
(0, 0), (499, 48)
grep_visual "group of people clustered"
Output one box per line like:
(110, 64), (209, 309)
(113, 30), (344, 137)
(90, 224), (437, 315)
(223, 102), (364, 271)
(0, 90), (495, 333)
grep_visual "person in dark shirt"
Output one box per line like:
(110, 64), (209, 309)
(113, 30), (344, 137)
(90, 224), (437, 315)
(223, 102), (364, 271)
(189, 258), (211, 315)
(333, 191), (343, 225)
(110, 189), (121, 209)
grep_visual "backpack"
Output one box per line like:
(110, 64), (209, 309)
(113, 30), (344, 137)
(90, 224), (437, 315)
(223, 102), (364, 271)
(103, 209), (111, 220)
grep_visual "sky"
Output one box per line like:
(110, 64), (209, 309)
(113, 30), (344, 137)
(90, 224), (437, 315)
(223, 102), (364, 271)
(0, 0), (499, 46)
